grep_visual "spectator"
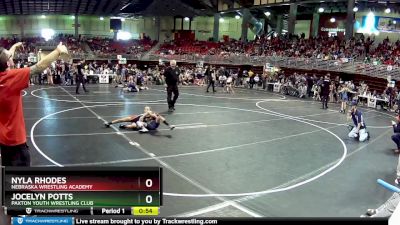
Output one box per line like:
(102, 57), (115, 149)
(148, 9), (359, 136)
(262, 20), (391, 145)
(392, 114), (400, 155)
(0, 42), (68, 167)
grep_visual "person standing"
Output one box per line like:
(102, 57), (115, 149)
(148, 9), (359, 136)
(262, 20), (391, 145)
(391, 114), (400, 154)
(164, 60), (180, 112)
(306, 74), (313, 97)
(60, 62), (66, 85)
(391, 114), (400, 185)
(45, 67), (53, 85)
(75, 63), (88, 94)
(206, 65), (216, 93)
(122, 65), (127, 82)
(225, 74), (234, 94)
(114, 64), (122, 88)
(64, 62), (71, 85)
(1, 43), (68, 225)
(0, 42), (69, 167)
(338, 83), (349, 114)
(321, 75), (330, 109)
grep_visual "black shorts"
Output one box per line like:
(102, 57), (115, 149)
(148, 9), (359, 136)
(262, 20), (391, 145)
(130, 115), (140, 123)
(0, 143), (31, 166)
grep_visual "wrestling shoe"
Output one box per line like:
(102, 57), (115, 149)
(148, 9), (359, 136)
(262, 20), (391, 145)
(169, 125), (176, 130)
(119, 124), (126, 129)
(104, 122), (111, 128)
(395, 178), (400, 185)
(366, 209), (376, 216)
(139, 127), (149, 133)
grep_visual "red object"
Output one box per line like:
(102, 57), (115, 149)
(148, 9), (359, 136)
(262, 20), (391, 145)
(174, 30), (195, 42)
(11, 176), (160, 191)
(223, 35), (229, 42)
(0, 67), (30, 146)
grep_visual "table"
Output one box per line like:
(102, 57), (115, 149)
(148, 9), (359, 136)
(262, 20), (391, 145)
(266, 82), (282, 93)
(87, 74), (116, 84)
(358, 95), (388, 109)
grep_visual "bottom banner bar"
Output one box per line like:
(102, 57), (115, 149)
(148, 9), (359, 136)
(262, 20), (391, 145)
(11, 217), (73, 225)
(7, 207), (91, 216)
(9, 217), (388, 225)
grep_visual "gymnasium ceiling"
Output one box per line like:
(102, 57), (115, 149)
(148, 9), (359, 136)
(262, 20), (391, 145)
(0, 0), (217, 16)
(0, 0), (398, 17)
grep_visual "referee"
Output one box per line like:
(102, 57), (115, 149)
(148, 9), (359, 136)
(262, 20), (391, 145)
(321, 75), (330, 109)
(164, 60), (180, 112)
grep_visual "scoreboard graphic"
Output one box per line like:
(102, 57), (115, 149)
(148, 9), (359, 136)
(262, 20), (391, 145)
(1, 167), (162, 217)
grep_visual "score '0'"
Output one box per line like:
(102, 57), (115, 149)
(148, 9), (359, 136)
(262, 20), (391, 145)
(145, 179), (152, 187)
(146, 195), (152, 203)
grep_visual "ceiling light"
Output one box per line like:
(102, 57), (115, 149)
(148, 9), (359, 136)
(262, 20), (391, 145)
(41, 28), (55, 41)
(117, 31), (132, 40)
(318, 7), (324, 13)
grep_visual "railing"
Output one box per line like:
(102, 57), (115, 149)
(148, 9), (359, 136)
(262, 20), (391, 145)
(149, 54), (400, 79)
(15, 49), (400, 79)
(69, 53), (143, 60)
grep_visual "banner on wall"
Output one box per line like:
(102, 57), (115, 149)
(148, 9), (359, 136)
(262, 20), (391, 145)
(361, 15), (400, 33)
(118, 58), (127, 64)
(196, 61), (204, 68)
(317, 13), (347, 38)
(376, 17), (400, 33)
(28, 56), (37, 63)
(264, 63), (278, 73)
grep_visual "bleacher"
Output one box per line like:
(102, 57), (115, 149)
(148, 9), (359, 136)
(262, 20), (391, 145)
(157, 40), (220, 55)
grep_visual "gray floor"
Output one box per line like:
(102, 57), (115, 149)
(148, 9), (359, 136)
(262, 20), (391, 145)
(24, 84), (399, 217)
